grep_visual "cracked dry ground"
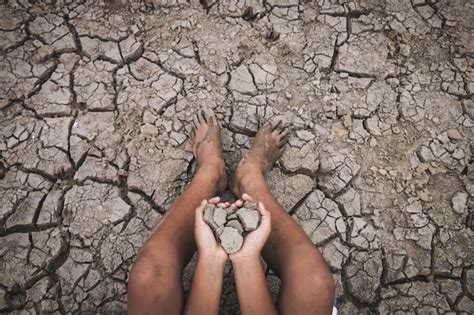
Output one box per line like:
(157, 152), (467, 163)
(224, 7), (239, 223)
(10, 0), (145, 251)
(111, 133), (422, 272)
(0, 0), (473, 313)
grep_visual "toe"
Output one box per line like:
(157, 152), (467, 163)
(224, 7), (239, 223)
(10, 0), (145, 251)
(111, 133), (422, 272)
(271, 123), (287, 140)
(270, 116), (283, 131)
(199, 110), (207, 124)
(193, 114), (201, 129)
(203, 108), (216, 126)
(278, 131), (289, 147)
(191, 115), (200, 137)
(261, 119), (273, 131)
(278, 129), (289, 140)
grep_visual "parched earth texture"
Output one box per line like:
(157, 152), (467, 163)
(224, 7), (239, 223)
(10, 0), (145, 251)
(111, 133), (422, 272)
(0, 0), (473, 313)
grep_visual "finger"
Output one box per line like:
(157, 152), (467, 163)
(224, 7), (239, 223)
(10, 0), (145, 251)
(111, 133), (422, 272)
(197, 199), (207, 216)
(258, 201), (271, 229)
(208, 196), (221, 204)
(258, 201), (271, 220)
(216, 201), (228, 208)
(241, 193), (253, 201)
(258, 201), (266, 215)
(230, 199), (243, 208)
(195, 200), (207, 224)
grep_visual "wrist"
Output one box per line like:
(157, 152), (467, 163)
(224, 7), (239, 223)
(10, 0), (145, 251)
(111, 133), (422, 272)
(230, 254), (261, 266)
(197, 252), (228, 266)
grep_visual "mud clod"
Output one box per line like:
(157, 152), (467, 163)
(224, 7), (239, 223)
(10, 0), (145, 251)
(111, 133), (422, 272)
(219, 227), (244, 254)
(236, 208), (260, 231)
(213, 206), (227, 228)
(203, 203), (218, 230)
(203, 201), (261, 253)
(226, 219), (244, 234)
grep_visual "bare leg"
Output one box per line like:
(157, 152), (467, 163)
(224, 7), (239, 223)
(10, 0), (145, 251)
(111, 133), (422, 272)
(232, 118), (335, 315)
(128, 109), (227, 315)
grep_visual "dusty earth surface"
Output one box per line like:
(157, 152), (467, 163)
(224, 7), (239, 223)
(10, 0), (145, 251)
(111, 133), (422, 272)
(1, 0), (473, 313)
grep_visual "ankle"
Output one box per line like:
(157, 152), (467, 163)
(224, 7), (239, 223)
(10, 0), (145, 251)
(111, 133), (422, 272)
(235, 169), (265, 196)
(195, 161), (227, 192)
(197, 154), (223, 167)
(196, 161), (223, 179)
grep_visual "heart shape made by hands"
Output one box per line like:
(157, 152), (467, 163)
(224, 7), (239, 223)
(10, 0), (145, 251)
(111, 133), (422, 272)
(203, 200), (261, 254)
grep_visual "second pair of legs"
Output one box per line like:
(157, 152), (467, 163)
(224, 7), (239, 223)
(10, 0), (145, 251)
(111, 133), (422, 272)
(128, 109), (335, 314)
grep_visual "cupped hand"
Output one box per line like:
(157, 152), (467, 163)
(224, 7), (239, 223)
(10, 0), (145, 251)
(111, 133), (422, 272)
(194, 196), (229, 262)
(229, 193), (271, 262)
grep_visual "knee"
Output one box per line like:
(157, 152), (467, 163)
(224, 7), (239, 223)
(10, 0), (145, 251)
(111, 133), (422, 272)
(305, 251), (335, 294)
(306, 266), (335, 299)
(128, 249), (160, 293)
(291, 268), (335, 314)
(279, 254), (335, 314)
(289, 249), (335, 302)
(128, 247), (180, 299)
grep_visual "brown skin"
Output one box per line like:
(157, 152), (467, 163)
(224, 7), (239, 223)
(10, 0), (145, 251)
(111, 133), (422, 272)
(127, 111), (335, 315)
(128, 109), (226, 315)
(184, 197), (228, 315)
(232, 119), (335, 315)
(185, 196), (276, 315)
(230, 196), (277, 315)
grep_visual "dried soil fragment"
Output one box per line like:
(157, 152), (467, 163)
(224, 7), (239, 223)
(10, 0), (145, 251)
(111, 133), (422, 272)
(213, 206), (227, 228)
(226, 219), (244, 234)
(203, 202), (261, 253)
(225, 206), (238, 216)
(219, 226), (244, 254)
(245, 201), (258, 211)
(203, 203), (218, 229)
(236, 207), (259, 231)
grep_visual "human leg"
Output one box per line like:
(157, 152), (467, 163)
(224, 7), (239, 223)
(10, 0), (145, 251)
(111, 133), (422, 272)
(128, 109), (227, 315)
(232, 119), (335, 315)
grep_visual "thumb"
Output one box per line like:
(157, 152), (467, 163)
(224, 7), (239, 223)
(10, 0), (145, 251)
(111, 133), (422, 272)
(258, 201), (271, 228)
(195, 199), (207, 225)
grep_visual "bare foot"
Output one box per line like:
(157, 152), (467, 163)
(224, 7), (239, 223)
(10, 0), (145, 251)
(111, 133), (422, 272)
(232, 117), (288, 196)
(191, 108), (227, 193)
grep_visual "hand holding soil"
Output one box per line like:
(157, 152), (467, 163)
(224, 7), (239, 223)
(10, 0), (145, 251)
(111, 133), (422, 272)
(230, 194), (271, 261)
(194, 196), (229, 262)
(198, 194), (270, 257)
